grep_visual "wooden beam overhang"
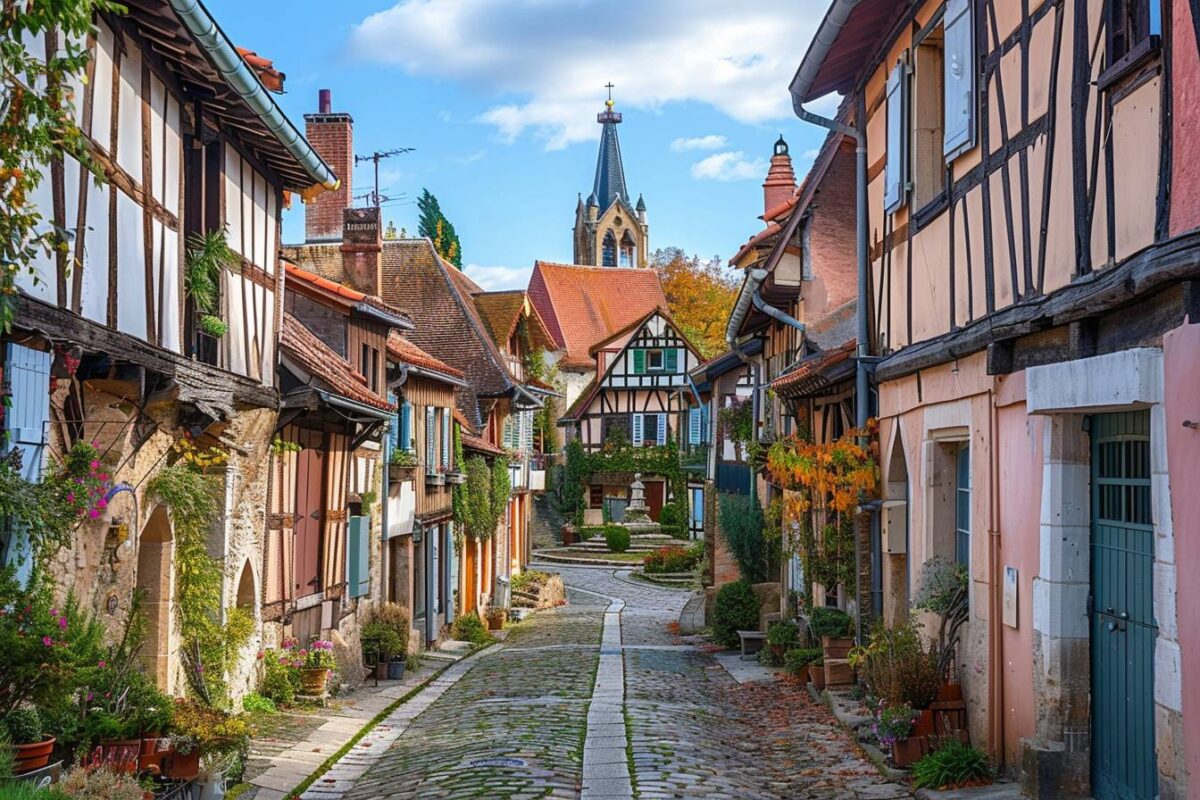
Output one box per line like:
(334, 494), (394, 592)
(15, 294), (277, 413)
(875, 231), (1200, 382)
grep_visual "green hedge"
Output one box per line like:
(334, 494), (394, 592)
(711, 579), (761, 647)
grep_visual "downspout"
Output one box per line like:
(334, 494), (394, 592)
(380, 365), (410, 606)
(789, 0), (870, 644)
(988, 390), (1006, 765)
(167, 0), (339, 196)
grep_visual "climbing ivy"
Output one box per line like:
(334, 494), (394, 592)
(455, 454), (510, 542)
(562, 439), (688, 526)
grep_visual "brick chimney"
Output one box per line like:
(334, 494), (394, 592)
(305, 89), (353, 243)
(341, 207), (382, 297)
(763, 135), (797, 217)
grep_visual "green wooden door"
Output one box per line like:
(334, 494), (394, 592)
(1090, 411), (1157, 800)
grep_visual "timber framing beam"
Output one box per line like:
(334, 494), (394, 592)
(875, 231), (1200, 382)
(14, 295), (277, 412)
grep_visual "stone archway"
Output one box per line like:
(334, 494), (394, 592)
(881, 426), (911, 626)
(136, 504), (173, 690)
(235, 560), (256, 611)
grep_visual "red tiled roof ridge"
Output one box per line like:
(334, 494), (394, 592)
(279, 313), (394, 411)
(284, 260), (411, 322)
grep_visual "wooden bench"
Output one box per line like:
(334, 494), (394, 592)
(737, 630), (766, 660)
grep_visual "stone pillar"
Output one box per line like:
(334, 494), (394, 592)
(1022, 414), (1091, 798)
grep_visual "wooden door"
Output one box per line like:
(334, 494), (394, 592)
(1090, 411), (1157, 800)
(646, 480), (665, 521)
(294, 446), (324, 598)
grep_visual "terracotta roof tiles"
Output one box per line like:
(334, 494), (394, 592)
(280, 313), (394, 411)
(386, 331), (464, 380)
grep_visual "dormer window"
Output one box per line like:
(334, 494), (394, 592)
(647, 349), (664, 371)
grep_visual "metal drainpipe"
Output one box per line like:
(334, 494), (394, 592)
(788, 2), (871, 642)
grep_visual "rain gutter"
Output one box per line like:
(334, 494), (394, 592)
(788, 0), (871, 646)
(167, 0), (339, 196)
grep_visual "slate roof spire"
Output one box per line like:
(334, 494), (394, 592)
(592, 88), (629, 213)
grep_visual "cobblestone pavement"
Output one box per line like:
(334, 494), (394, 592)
(335, 563), (911, 799)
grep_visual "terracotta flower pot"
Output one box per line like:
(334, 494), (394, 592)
(138, 735), (168, 772)
(300, 667), (330, 695)
(891, 736), (927, 768)
(97, 738), (141, 774)
(809, 664), (826, 690)
(486, 610), (505, 631)
(13, 736), (55, 775)
(164, 750), (201, 780)
(822, 636), (855, 659)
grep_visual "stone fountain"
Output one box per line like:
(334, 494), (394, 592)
(620, 473), (661, 534)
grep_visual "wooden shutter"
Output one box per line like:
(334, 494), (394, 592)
(2, 344), (50, 579)
(666, 348), (679, 373)
(521, 410), (533, 453)
(701, 405), (711, 443)
(657, 414), (667, 446)
(884, 59), (908, 214)
(400, 401), (412, 451)
(633, 349), (646, 374)
(440, 408), (450, 468)
(632, 413), (644, 446)
(943, 0), (975, 158)
(388, 393), (401, 452)
(689, 408), (702, 445)
(346, 515), (370, 598)
(425, 406), (436, 469)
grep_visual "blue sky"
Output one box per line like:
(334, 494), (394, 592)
(207, 0), (833, 290)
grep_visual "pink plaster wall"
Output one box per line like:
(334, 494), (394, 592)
(1172, 0), (1200, 236)
(996, 391), (1041, 767)
(1162, 319), (1200, 786)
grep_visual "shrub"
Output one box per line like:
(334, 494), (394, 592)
(711, 580), (761, 647)
(361, 622), (405, 661)
(3, 709), (40, 746)
(450, 614), (493, 646)
(783, 647), (823, 677)
(366, 603), (412, 657)
(766, 620), (799, 648)
(0, 782), (69, 800)
(912, 739), (993, 789)
(657, 503), (687, 538)
(58, 765), (148, 800)
(169, 699), (249, 759)
(0, 731), (13, 779)
(643, 542), (703, 574)
(718, 493), (767, 583)
(511, 570), (552, 594)
(258, 649), (300, 706)
(808, 607), (853, 640)
(603, 524), (630, 553)
(857, 622), (942, 710)
(242, 693), (276, 715)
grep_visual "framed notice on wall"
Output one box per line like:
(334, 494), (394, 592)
(1003, 566), (1018, 628)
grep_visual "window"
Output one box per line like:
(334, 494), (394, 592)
(955, 443), (970, 568)
(912, 24), (946, 211)
(441, 408), (450, 468)
(602, 230), (617, 267)
(633, 413), (666, 447)
(619, 230), (636, 267)
(360, 344), (380, 392)
(603, 416), (630, 445)
(1108, 0), (1161, 65)
(943, 0), (976, 158)
(425, 406), (437, 471)
(589, 485), (604, 508)
(647, 349), (664, 371)
(688, 407), (703, 445)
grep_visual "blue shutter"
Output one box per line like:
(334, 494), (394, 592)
(884, 60), (908, 214)
(425, 407), (436, 469)
(347, 515), (370, 598)
(701, 405), (711, 444)
(665, 348), (679, 373)
(400, 401), (412, 451)
(632, 413), (644, 446)
(943, 0), (976, 158)
(440, 408), (450, 468)
(657, 414), (667, 446)
(388, 393), (401, 452)
(688, 408), (702, 445)
(632, 349), (646, 374)
(3, 344), (51, 580)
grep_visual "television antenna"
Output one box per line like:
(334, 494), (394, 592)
(355, 148), (415, 208)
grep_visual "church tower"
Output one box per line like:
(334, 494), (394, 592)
(573, 92), (649, 268)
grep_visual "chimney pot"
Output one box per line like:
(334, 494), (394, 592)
(319, 89), (332, 114)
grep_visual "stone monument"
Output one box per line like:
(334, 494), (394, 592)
(620, 473), (660, 534)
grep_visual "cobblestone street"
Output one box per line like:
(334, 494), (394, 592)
(316, 565), (911, 800)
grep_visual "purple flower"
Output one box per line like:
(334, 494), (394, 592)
(89, 509), (99, 519)
(42, 636), (53, 647)
(86, 692), (94, 702)
(58, 617), (67, 630)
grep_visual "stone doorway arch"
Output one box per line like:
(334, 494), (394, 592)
(136, 504), (173, 690)
(882, 426), (911, 625)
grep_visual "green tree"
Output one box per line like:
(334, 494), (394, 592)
(2, 0), (123, 332)
(417, 188), (462, 268)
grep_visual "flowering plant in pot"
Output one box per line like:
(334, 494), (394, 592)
(297, 640), (337, 694)
(167, 698), (249, 787)
(484, 606), (506, 632)
(871, 703), (925, 767)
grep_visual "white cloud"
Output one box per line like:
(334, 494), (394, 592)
(450, 150), (486, 165)
(348, 1), (822, 150)
(670, 135), (728, 152)
(463, 263), (531, 291)
(690, 151), (768, 182)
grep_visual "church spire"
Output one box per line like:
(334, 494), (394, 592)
(592, 84), (629, 213)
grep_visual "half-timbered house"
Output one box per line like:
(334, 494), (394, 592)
(789, 0), (1200, 793)
(264, 262), (408, 651)
(559, 308), (702, 523)
(383, 333), (466, 646)
(3, 0), (337, 697)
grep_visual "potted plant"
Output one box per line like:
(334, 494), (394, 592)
(298, 640), (337, 695)
(809, 607), (855, 658)
(872, 704), (923, 767)
(766, 620), (799, 660)
(809, 657), (826, 690)
(485, 606), (506, 632)
(5, 708), (55, 774)
(167, 699), (248, 798)
(362, 622), (404, 681)
(389, 448), (419, 482)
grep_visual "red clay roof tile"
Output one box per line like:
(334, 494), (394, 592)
(280, 313), (394, 411)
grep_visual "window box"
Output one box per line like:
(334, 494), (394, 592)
(425, 472), (446, 487)
(446, 472), (467, 484)
(388, 463), (417, 484)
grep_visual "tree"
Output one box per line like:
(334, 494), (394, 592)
(384, 220), (398, 240)
(652, 247), (740, 359)
(2, 1), (121, 332)
(417, 188), (462, 268)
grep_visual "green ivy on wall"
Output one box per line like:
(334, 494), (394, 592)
(562, 439), (688, 526)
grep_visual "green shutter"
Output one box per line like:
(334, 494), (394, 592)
(347, 515), (370, 598)
(666, 348), (679, 372)
(633, 349), (645, 374)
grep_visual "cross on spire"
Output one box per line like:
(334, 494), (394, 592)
(605, 82), (615, 102)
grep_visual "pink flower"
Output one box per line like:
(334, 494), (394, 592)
(90, 460), (100, 470)
(50, 608), (58, 617)
(42, 636), (53, 647)
(58, 617), (67, 630)
(86, 692), (94, 702)
(97, 498), (107, 509)
(89, 509), (100, 519)
(65, 492), (75, 503)
(97, 660), (106, 668)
